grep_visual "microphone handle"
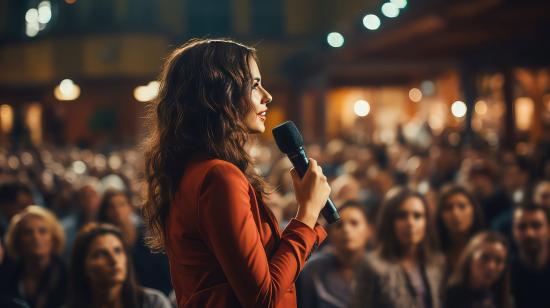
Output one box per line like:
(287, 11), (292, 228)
(288, 149), (340, 224)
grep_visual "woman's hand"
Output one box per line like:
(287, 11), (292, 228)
(290, 158), (331, 229)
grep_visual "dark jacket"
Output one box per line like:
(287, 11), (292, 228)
(0, 256), (67, 308)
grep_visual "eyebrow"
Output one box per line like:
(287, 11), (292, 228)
(253, 77), (261, 82)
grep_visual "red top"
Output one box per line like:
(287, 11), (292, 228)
(165, 158), (327, 308)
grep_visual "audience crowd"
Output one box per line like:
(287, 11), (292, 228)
(0, 128), (549, 308)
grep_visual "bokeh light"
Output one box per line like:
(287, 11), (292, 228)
(134, 80), (160, 102)
(381, 3), (400, 18)
(408, 88), (423, 102)
(420, 80), (436, 96)
(354, 100), (371, 117)
(327, 32), (345, 48)
(54, 79), (81, 101)
(363, 14), (381, 30)
(391, 0), (408, 9)
(451, 100), (467, 118)
(475, 100), (488, 115)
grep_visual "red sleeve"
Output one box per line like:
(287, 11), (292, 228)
(197, 163), (326, 308)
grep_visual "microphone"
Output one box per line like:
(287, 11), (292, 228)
(272, 121), (340, 224)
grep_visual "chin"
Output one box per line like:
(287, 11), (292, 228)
(249, 125), (265, 134)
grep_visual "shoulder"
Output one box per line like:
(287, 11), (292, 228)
(141, 288), (172, 308)
(363, 251), (394, 274)
(204, 159), (245, 177)
(303, 251), (336, 273)
(428, 252), (446, 267)
(200, 159), (248, 189)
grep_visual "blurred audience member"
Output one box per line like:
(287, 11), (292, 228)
(0, 206), (67, 308)
(61, 182), (101, 260)
(533, 180), (550, 208)
(353, 188), (445, 308)
(467, 163), (513, 225)
(330, 174), (362, 206)
(298, 201), (370, 308)
(0, 179), (34, 239)
(435, 185), (485, 272)
(69, 223), (170, 308)
(445, 232), (511, 308)
(510, 203), (550, 308)
(98, 189), (172, 294)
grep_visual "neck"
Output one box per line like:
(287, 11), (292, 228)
(520, 245), (549, 270)
(23, 254), (51, 277)
(91, 283), (123, 308)
(403, 245), (419, 261)
(118, 220), (137, 246)
(334, 248), (366, 268)
(450, 232), (469, 246)
(470, 277), (491, 291)
(399, 245), (420, 270)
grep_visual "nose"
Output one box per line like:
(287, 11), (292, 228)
(406, 215), (416, 228)
(524, 227), (536, 238)
(107, 251), (118, 266)
(261, 87), (272, 105)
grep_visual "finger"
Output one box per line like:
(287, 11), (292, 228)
(290, 168), (300, 183)
(308, 158), (318, 172)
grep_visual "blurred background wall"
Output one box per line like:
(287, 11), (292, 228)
(0, 0), (549, 150)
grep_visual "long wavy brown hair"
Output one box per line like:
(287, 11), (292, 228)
(141, 38), (268, 252)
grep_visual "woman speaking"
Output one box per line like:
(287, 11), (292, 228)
(142, 38), (330, 308)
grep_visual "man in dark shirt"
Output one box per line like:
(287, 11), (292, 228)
(511, 203), (550, 308)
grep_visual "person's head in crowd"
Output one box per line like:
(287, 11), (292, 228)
(69, 223), (142, 308)
(512, 202), (550, 269)
(75, 182), (101, 220)
(501, 156), (530, 194)
(329, 200), (370, 258)
(0, 178), (34, 222)
(98, 189), (134, 226)
(449, 232), (511, 308)
(468, 162), (497, 199)
(97, 189), (138, 246)
(4, 205), (65, 263)
(533, 180), (550, 208)
(367, 166), (395, 200)
(375, 187), (437, 261)
(436, 185), (485, 261)
(330, 174), (361, 205)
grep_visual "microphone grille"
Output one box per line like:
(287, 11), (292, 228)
(272, 121), (304, 154)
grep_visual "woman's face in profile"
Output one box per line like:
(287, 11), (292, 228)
(244, 58), (272, 134)
(85, 234), (127, 287)
(19, 216), (54, 259)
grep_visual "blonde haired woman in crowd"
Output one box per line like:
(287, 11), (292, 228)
(0, 205), (67, 308)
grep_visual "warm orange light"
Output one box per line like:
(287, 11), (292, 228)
(408, 88), (422, 102)
(474, 100), (488, 115)
(515, 97), (534, 131)
(0, 104), (14, 133)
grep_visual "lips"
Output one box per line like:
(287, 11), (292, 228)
(257, 110), (267, 121)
